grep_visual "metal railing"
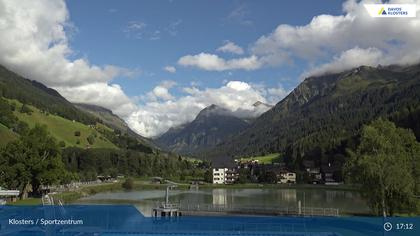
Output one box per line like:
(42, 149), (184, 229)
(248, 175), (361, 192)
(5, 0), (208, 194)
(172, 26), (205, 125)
(179, 203), (339, 216)
(158, 202), (180, 209)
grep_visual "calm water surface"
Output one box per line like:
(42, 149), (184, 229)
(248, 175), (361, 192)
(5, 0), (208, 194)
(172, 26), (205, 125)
(78, 188), (369, 216)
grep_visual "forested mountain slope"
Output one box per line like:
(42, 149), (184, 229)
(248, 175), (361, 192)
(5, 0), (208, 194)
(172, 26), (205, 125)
(205, 64), (420, 165)
(0, 65), (96, 124)
(156, 104), (249, 154)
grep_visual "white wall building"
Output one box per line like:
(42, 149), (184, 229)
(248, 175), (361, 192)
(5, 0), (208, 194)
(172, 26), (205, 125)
(278, 172), (296, 184)
(212, 167), (238, 184)
(212, 168), (227, 184)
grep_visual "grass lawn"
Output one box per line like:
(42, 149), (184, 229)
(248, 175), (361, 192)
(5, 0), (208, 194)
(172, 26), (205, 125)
(0, 122), (18, 146)
(239, 153), (281, 164)
(8, 99), (117, 149)
(8, 198), (41, 205)
(181, 156), (203, 163)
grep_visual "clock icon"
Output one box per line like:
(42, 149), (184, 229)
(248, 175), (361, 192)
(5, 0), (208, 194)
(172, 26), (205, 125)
(384, 222), (393, 232)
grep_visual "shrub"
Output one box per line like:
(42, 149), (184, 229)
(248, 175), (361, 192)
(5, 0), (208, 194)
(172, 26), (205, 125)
(20, 104), (33, 114)
(87, 134), (95, 145)
(74, 131), (81, 136)
(122, 178), (134, 190)
(59, 141), (66, 147)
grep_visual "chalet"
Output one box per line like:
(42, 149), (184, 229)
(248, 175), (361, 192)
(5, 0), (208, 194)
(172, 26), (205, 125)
(255, 163), (296, 184)
(321, 163), (342, 185)
(278, 171), (297, 184)
(97, 175), (114, 182)
(226, 168), (240, 184)
(303, 160), (322, 184)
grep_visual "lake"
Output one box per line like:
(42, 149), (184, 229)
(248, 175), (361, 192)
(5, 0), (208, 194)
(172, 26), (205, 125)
(77, 187), (370, 216)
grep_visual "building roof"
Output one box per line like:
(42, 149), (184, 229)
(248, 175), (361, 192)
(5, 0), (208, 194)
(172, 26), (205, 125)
(212, 159), (236, 168)
(302, 160), (315, 168)
(321, 163), (341, 173)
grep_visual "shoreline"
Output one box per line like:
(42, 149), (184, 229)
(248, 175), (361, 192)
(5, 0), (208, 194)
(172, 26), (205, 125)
(9, 180), (361, 205)
(7, 180), (418, 217)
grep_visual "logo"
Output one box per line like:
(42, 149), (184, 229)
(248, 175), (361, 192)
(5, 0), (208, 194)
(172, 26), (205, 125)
(378, 7), (387, 15)
(365, 4), (416, 18)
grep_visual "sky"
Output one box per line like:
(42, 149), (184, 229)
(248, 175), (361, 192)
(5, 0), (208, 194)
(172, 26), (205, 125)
(0, 0), (420, 137)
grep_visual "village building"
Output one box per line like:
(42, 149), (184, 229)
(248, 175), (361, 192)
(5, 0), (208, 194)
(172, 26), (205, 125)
(212, 164), (238, 184)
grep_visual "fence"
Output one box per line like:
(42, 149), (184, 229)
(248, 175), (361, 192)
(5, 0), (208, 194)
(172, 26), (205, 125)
(179, 202), (339, 217)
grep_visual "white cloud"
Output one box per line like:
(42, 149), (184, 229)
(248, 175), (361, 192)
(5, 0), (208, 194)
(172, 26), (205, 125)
(300, 47), (384, 78)
(251, 0), (420, 77)
(127, 81), (287, 137)
(180, 0), (420, 74)
(267, 87), (289, 104)
(165, 19), (182, 36)
(226, 81), (251, 91)
(152, 86), (173, 100)
(163, 65), (176, 73)
(217, 41), (244, 55)
(226, 4), (254, 27)
(0, 0), (287, 139)
(124, 21), (147, 39)
(125, 21), (146, 31)
(0, 0), (135, 118)
(178, 53), (262, 71)
(56, 83), (137, 118)
(0, 0), (133, 88)
(143, 80), (177, 102)
(5, 0), (419, 139)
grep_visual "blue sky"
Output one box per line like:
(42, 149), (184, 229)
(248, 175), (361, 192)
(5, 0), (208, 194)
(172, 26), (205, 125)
(65, 0), (344, 97)
(1, 0), (419, 137)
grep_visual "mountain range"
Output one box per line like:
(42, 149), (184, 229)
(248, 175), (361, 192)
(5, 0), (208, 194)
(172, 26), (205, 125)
(1, 62), (419, 169)
(203, 64), (420, 166)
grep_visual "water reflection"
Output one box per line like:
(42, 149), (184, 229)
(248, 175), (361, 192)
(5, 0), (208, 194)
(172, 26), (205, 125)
(278, 189), (297, 203)
(79, 188), (369, 216)
(212, 189), (228, 205)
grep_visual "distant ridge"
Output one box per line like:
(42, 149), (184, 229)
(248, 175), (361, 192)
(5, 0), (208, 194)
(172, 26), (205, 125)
(155, 104), (249, 155)
(74, 103), (152, 145)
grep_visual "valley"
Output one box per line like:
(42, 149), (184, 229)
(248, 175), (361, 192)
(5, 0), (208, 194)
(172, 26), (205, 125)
(0, 63), (419, 217)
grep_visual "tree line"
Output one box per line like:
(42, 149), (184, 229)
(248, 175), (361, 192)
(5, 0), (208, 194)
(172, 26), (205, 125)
(0, 124), (202, 199)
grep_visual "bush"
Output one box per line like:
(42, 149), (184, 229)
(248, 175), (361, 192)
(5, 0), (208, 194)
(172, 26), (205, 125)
(74, 131), (81, 136)
(59, 141), (66, 148)
(122, 178), (134, 190)
(20, 104), (33, 114)
(76, 139), (80, 145)
(87, 134), (95, 145)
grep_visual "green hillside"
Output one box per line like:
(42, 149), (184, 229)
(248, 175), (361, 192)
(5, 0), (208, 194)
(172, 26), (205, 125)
(239, 153), (281, 164)
(206, 64), (420, 167)
(0, 65), (96, 125)
(8, 99), (117, 149)
(74, 103), (154, 147)
(0, 122), (17, 146)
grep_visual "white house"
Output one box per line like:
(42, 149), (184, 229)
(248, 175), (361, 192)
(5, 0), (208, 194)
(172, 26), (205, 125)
(212, 168), (227, 184)
(212, 167), (238, 184)
(278, 172), (296, 184)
